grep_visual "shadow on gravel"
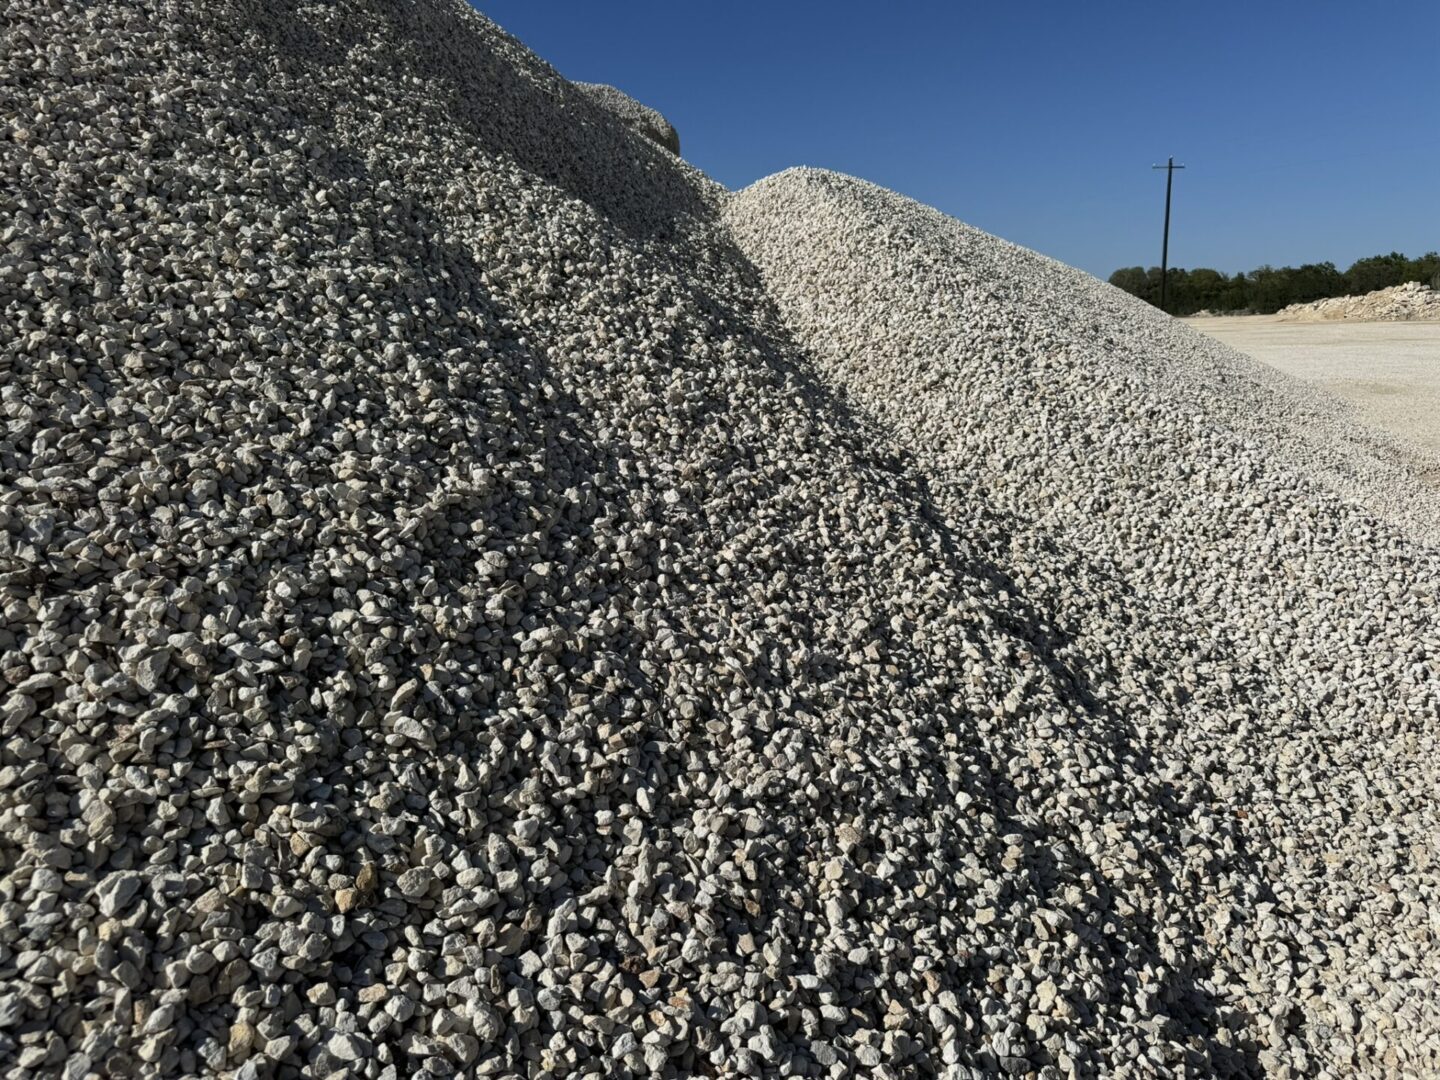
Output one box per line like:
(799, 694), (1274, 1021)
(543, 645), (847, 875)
(254, 0), (710, 244)
(224, 6), (1270, 1073)
(700, 236), (1268, 1075)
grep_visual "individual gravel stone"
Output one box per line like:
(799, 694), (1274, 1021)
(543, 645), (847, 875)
(94, 873), (144, 919)
(1, 1), (1437, 1079)
(227, 1023), (255, 1060)
(395, 868), (433, 899)
(326, 1032), (370, 1062)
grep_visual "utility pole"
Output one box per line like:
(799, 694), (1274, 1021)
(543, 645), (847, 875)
(1152, 157), (1185, 313)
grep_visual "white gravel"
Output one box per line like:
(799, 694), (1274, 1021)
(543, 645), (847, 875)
(575, 83), (680, 156)
(1278, 281), (1440, 322)
(1, 3), (1437, 1079)
(727, 168), (1440, 1076)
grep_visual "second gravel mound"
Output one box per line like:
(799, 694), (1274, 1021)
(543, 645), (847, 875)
(1277, 280), (1440, 322)
(728, 167), (1440, 1076)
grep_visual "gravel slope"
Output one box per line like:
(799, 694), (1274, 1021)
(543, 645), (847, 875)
(575, 83), (681, 155)
(728, 170), (1440, 548)
(727, 169), (1440, 1077)
(0, 4), (1436, 1080)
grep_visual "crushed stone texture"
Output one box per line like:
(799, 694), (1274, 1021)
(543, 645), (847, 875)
(575, 82), (681, 156)
(1, 3), (1437, 1079)
(1278, 280), (1440, 322)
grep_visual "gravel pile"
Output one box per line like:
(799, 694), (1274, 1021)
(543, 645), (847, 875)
(727, 169), (1440, 1076)
(1277, 281), (1440, 322)
(575, 83), (681, 156)
(1, 4), (1437, 1080)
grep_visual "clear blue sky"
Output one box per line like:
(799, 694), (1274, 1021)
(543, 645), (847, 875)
(476, 2), (1438, 280)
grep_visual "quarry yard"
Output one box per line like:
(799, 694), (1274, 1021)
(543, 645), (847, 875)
(1184, 316), (1440, 457)
(2, 1), (1438, 1078)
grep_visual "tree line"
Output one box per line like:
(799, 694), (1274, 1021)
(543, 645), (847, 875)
(1107, 251), (1440, 316)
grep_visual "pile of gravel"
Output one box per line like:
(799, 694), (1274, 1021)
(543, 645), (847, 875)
(1277, 280), (1440, 322)
(728, 169), (1440, 1075)
(727, 170), (1440, 545)
(575, 83), (681, 156)
(1, 3), (1436, 1080)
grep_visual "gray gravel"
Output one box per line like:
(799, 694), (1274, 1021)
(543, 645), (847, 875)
(1, 2), (1437, 1079)
(575, 82), (681, 156)
(727, 168), (1440, 1076)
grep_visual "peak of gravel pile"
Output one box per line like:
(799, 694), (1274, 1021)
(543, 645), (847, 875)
(730, 169), (1440, 545)
(575, 83), (681, 156)
(1278, 280), (1440, 322)
(2, 5), (1437, 1080)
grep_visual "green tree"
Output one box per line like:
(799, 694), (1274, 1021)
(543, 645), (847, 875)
(1108, 250), (1437, 315)
(1344, 252), (1408, 295)
(1289, 262), (1345, 305)
(1187, 268), (1228, 312)
(1108, 267), (1148, 297)
(1221, 271), (1250, 312)
(1403, 251), (1439, 288)
(1248, 265), (1296, 314)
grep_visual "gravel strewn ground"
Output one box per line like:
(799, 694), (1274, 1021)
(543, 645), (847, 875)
(1, 3), (1437, 1079)
(1184, 316), (1440, 458)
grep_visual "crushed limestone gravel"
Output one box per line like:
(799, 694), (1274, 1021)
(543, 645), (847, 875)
(726, 169), (1440, 1077)
(574, 83), (681, 157)
(1276, 281), (1440, 323)
(1, 3), (1437, 1079)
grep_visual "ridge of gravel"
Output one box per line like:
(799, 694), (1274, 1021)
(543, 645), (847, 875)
(726, 167), (1440, 1077)
(729, 169), (1440, 547)
(1, 3), (1437, 1079)
(574, 83), (681, 156)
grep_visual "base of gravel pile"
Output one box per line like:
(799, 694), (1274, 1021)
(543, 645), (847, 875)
(2, 3), (1438, 1079)
(1278, 280), (1440, 321)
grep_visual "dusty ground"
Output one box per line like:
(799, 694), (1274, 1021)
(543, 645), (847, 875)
(1184, 315), (1440, 457)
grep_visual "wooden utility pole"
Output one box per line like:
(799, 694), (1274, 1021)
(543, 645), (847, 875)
(1152, 157), (1185, 313)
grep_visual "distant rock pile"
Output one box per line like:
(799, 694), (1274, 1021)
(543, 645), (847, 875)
(575, 82), (680, 155)
(1278, 280), (1440, 321)
(2, 2), (1438, 1078)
